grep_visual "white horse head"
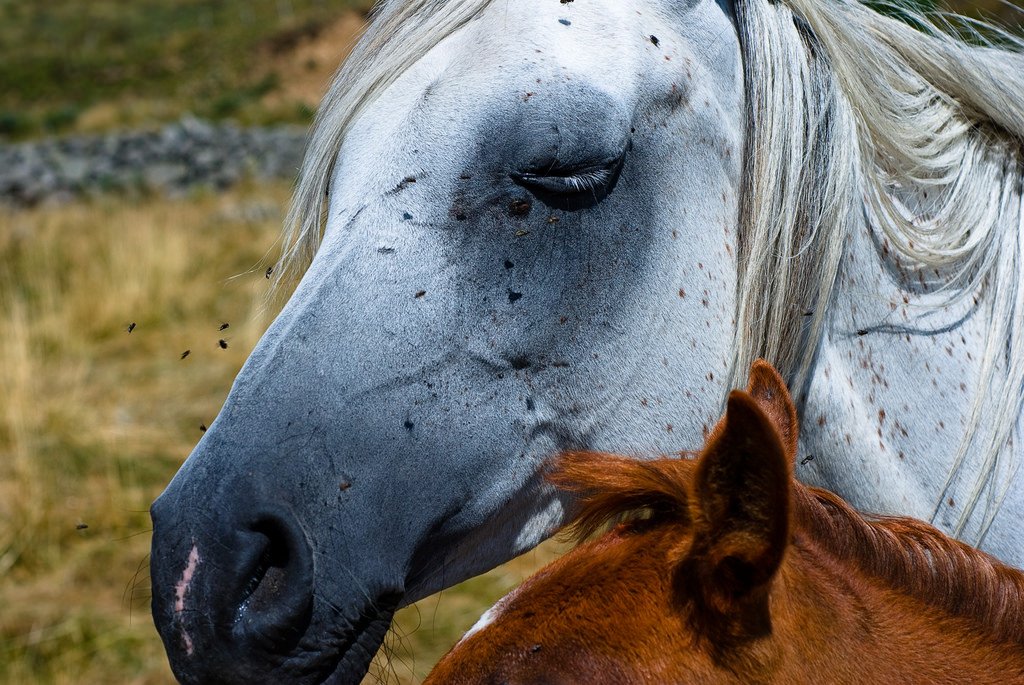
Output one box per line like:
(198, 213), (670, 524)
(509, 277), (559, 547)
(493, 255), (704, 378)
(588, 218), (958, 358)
(150, 0), (1024, 682)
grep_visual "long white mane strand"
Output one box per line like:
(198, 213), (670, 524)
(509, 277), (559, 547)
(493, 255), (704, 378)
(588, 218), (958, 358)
(277, 0), (1024, 540)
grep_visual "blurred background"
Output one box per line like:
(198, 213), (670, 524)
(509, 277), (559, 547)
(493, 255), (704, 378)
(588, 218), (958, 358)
(0, 1), (1019, 683)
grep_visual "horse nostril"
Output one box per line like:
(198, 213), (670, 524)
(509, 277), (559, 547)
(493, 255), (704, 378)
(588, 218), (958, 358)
(234, 512), (314, 652)
(240, 521), (291, 616)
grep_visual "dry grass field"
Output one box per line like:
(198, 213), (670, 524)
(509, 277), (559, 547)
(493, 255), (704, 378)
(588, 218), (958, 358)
(0, 183), (564, 684)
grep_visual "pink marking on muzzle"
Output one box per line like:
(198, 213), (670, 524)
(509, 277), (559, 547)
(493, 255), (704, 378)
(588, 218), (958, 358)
(174, 543), (201, 656)
(174, 544), (201, 613)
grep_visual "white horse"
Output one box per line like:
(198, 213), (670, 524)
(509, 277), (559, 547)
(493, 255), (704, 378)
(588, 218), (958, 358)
(150, 0), (1024, 682)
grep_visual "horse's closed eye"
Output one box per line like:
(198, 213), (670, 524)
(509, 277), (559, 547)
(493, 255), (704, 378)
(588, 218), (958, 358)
(513, 160), (617, 194)
(511, 148), (626, 208)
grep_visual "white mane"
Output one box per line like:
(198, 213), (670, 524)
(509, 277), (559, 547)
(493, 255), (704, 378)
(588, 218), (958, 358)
(276, 0), (1024, 539)
(734, 0), (1024, 538)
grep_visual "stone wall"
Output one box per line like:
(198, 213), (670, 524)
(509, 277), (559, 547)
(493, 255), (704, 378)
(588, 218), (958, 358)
(0, 117), (307, 207)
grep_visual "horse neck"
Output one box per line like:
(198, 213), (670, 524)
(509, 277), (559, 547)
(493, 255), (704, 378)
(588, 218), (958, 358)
(797, 192), (1024, 562)
(779, 484), (1024, 666)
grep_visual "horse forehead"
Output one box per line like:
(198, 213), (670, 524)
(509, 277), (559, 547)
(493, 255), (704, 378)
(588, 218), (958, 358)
(465, 0), (736, 71)
(335, 0), (741, 172)
(474, 0), (638, 52)
(425, 1), (643, 101)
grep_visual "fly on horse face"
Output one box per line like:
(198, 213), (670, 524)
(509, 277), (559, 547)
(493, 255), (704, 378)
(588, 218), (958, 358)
(150, 0), (1024, 681)
(426, 361), (1024, 684)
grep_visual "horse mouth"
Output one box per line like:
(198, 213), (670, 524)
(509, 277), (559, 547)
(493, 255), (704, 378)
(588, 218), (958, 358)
(319, 595), (400, 685)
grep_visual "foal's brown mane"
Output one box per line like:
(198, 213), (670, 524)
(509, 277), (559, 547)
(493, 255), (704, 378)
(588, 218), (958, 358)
(552, 452), (1024, 647)
(795, 484), (1024, 646)
(552, 453), (700, 543)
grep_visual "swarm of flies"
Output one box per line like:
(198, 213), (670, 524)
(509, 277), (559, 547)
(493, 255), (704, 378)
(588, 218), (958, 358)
(177, 323), (231, 359)
(125, 318), (235, 438)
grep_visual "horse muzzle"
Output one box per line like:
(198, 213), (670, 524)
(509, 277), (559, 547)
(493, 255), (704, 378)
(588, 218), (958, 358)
(150, 492), (317, 683)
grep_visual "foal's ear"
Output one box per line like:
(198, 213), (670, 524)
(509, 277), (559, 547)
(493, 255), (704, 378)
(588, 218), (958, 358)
(746, 359), (798, 464)
(687, 391), (791, 616)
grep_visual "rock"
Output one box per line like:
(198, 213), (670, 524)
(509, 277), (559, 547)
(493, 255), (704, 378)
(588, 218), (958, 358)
(143, 163), (188, 190)
(0, 117), (312, 208)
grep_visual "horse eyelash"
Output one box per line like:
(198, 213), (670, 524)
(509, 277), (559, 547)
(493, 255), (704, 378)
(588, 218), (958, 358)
(513, 165), (616, 195)
(563, 167), (613, 193)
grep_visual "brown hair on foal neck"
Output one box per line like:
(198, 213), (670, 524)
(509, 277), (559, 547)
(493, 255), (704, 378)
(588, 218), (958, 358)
(425, 361), (1024, 684)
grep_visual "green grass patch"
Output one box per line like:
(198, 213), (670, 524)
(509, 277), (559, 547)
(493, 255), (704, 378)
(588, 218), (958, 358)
(0, 0), (373, 140)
